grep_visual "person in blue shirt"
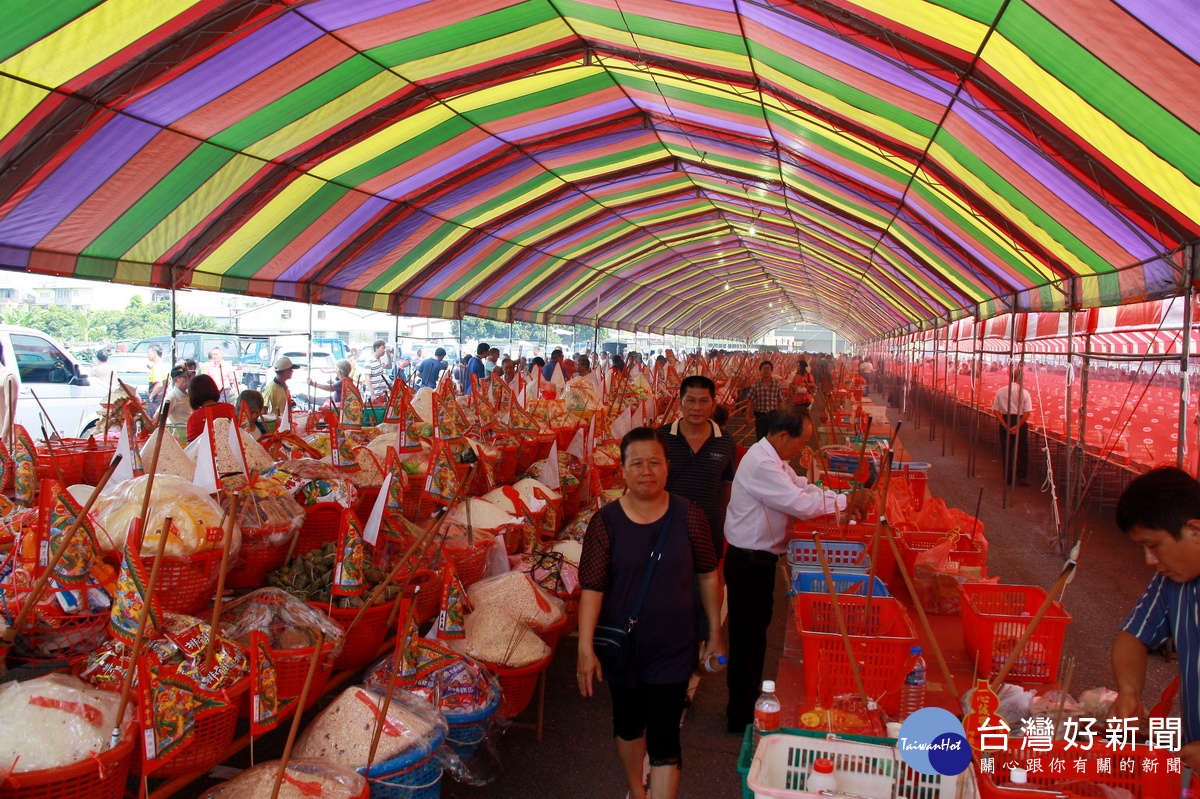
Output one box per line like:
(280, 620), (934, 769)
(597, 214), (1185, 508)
(543, 348), (565, 382)
(416, 347), (448, 388)
(1113, 466), (1200, 770)
(465, 342), (489, 394)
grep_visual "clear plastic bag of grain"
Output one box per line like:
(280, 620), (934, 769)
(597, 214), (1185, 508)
(199, 758), (367, 798)
(452, 605), (551, 667)
(294, 685), (447, 769)
(468, 571), (565, 632)
(0, 674), (133, 773)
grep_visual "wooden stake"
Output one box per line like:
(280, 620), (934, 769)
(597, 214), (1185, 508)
(812, 533), (869, 705)
(110, 515), (173, 749)
(204, 492), (240, 672)
(28, 389), (62, 441)
(885, 522), (959, 700)
(367, 595), (418, 771)
(0, 455), (124, 654)
(269, 630), (325, 799)
(103, 371), (114, 438)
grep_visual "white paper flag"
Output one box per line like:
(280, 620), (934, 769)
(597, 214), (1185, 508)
(566, 427), (586, 461)
(192, 420), (220, 494)
(611, 408), (633, 440)
(542, 439), (561, 490)
(228, 415), (250, 476)
(113, 422), (134, 484)
(362, 470), (391, 546)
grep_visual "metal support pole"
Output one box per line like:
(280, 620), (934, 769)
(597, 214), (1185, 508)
(968, 306), (984, 478)
(307, 299), (314, 409)
(1001, 308), (1018, 509)
(1074, 315), (1093, 547)
(1179, 249), (1196, 469)
(169, 282), (178, 367)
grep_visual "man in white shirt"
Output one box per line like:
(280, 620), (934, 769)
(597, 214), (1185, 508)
(203, 347), (238, 403)
(992, 366), (1034, 486)
(723, 409), (874, 733)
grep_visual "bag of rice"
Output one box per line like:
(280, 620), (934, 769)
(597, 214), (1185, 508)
(0, 674), (130, 773)
(294, 685), (446, 768)
(454, 605), (550, 668)
(140, 432), (194, 480)
(468, 571), (564, 631)
(200, 758), (366, 799)
(184, 418), (274, 475)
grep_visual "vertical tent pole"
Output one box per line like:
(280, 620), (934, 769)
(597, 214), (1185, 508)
(929, 323), (939, 442)
(170, 278), (178, 368)
(1178, 248), (1196, 470)
(307, 298), (314, 410)
(1075, 301), (1093, 547)
(1002, 306), (1018, 509)
(947, 320), (957, 457)
(1063, 283), (1076, 552)
(969, 305), (984, 478)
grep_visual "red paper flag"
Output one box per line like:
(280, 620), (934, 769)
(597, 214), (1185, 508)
(108, 528), (164, 645)
(436, 561), (469, 640)
(11, 425), (36, 507)
(424, 438), (460, 507)
(137, 653), (197, 773)
(249, 630), (286, 735)
(340, 379), (365, 428)
(332, 512), (365, 597)
(384, 376), (410, 425)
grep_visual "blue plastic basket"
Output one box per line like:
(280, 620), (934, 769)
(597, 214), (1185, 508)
(789, 571), (889, 598)
(786, 539), (869, 578)
(444, 679), (501, 762)
(359, 725), (446, 799)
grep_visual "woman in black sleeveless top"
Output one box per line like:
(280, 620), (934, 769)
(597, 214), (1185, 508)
(577, 427), (724, 799)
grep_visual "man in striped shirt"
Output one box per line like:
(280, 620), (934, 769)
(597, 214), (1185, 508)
(365, 339), (391, 401)
(1113, 467), (1200, 770)
(744, 360), (788, 440)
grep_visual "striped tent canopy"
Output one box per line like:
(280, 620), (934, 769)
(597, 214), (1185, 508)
(1, 0), (1197, 342)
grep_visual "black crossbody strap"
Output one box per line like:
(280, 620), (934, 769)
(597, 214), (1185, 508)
(626, 504), (673, 628)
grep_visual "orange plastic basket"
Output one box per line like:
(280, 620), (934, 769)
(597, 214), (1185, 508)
(793, 594), (916, 711)
(33, 441), (86, 486)
(294, 503), (346, 554)
(315, 599), (395, 671)
(554, 590), (581, 636)
(560, 482), (581, 526)
(133, 677), (249, 779)
(960, 583), (1071, 683)
(353, 487), (381, 526)
(151, 549), (224, 615)
(788, 522), (895, 582)
(487, 653), (552, 719)
(402, 479), (436, 522)
(226, 532), (293, 590)
(444, 540), (492, 587)
(0, 724), (134, 799)
(896, 531), (987, 578)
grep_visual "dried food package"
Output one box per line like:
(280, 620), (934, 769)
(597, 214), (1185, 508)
(468, 571), (564, 631)
(219, 587), (345, 656)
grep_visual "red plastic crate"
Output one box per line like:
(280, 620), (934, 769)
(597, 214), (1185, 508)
(294, 503), (346, 553)
(897, 530), (988, 578)
(793, 594), (917, 711)
(960, 583), (1071, 683)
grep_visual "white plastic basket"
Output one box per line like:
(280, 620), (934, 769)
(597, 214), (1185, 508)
(746, 731), (978, 798)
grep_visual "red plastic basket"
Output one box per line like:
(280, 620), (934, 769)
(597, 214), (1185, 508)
(896, 531), (987, 578)
(353, 487), (381, 526)
(444, 540), (492, 587)
(133, 677), (249, 779)
(0, 724), (134, 798)
(316, 599), (395, 671)
(5, 608), (109, 665)
(487, 653), (552, 719)
(150, 549), (224, 615)
(295, 503), (346, 554)
(82, 442), (117, 485)
(226, 532), (293, 590)
(553, 426), (578, 451)
(408, 569), (443, 625)
(960, 583), (1071, 683)
(402, 478), (436, 522)
(531, 432), (555, 464)
(976, 742), (1180, 798)
(560, 482), (581, 526)
(33, 441), (86, 486)
(793, 594), (917, 711)
(555, 590), (581, 636)
(242, 639), (340, 719)
(493, 443), (519, 485)
(531, 613), (568, 653)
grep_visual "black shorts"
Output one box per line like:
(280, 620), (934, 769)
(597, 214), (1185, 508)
(609, 680), (689, 767)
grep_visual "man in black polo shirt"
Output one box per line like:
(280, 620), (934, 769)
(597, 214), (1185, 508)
(658, 374), (738, 557)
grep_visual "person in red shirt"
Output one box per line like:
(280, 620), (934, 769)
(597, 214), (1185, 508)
(186, 374), (236, 441)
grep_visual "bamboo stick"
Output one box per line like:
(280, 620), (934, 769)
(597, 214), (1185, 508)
(367, 596), (418, 771)
(989, 563), (1075, 691)
(885, 521), (959, 700)
(204, 492), (240, 671)
(269, 630), (326, 799)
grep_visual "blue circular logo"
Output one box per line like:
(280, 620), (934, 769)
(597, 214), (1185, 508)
(895, 707), (971, 776)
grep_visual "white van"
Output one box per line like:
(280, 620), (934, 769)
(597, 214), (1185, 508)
(0, 325), (108, 437)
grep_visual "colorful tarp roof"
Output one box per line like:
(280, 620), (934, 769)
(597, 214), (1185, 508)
(1, 0), (1197, 341)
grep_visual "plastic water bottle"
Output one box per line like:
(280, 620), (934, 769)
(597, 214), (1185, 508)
(1000, 767), (1028, 787)
(806, 758), (838, 792)
(697, 653), (729, 674)
(753, 680), (782, 751)
(898, 646), (926, 720)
